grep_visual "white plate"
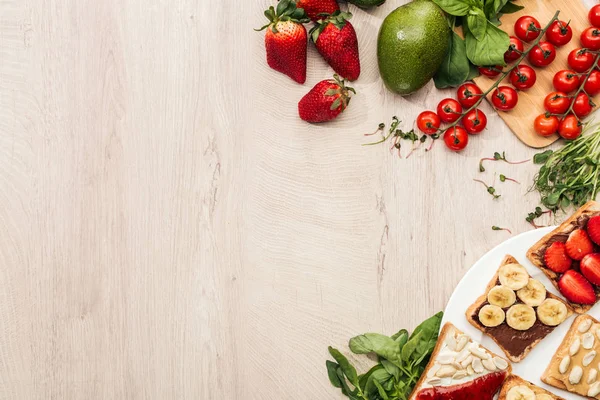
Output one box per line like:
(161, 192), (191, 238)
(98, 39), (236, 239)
(443, 227), (600, 399)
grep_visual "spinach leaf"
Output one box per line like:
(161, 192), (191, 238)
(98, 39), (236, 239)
(329, 346), (360, 387)
(373, 379), (390, 400)
(391, 328), (408, 342)
(359, 364), (383, 392)
(326, 360), (343, 388)
(431, 0), (472, 16)
(401, 330), (422, 362)
(467, 8), (487, 41)
(434, 31), (470, 88)
(467, 61), (480, 80)
(500, 0), (524, 13)
(381, 359), (401, 381)
(349, 333), (403, 367)
(466, 22), (509, 66)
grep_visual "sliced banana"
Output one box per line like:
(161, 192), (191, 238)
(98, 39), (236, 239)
(478, 305), (506, 327)
(488, 286), (517, 308)
(506, 304), (536, 331)
(499, 263), (530, 291)
(506, 385), (536, 400)
(517, 279), (547, 307)
(537, 298), (568, 326)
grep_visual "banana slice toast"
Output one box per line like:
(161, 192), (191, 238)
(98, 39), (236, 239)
(542, 315), (600, 398)
(466, 255), (574, 362)
(527, 201), (600, 314)
(498, 375), (564, 400)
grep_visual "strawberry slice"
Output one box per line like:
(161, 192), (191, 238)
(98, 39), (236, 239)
(544, 241), (572, 273)
(559, 270), (596, 305)
(581, 253), (600, 285)
(566, 229), (594, 260)
(588, 215), (600, 245)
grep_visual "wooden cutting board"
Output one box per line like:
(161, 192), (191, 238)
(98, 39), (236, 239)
(474, 0), (594, 148)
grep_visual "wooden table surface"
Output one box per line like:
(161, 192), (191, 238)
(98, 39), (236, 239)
(0, 0), (591, 398)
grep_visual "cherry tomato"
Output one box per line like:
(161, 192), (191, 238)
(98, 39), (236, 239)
(581, 27), (600, 51)
(509, 65), (537, 90)
(528, 42), (556, 67)
(590, 4), (600, 28)
(558, 114), (582, 140)
(546, 20), (573, 47)
(514, 16), (541, 42)
(573, 92), (594, 118)
(478, 66), (502, 78)
(553, 70), (581, 93)
(534, 114), (559, 137)
(416, 111), (441, 135)
(443, 126), (469, 151)
(492, 86), (519, 111)
(543, 91), (570, 115)
(584, 70), (600, 96)
(461, 109), (487, 135)
(504, 36), (524, 63)
(456, 83), (483, 108)
(436, 98), (463, 123)
(568, 49), (596, 73)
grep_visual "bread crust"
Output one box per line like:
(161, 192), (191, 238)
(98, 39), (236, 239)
(498, 374), (564, 399)
(408, 322), (512, 400)
(465, 255), (574, 363)
(526, 201), (600, 314)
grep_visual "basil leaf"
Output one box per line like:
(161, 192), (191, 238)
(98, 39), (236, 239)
(467, 8), (487, 41)
(466, 22), (509, 66)
(328, 346), (359, 387)
(349, 333), (402, 367)
(434, 32), (470, 88)
(326, 360), (343, 388)
(431, 0), (472, 16)
(500, 0), (524, 14)
(534, 150), (553, 164)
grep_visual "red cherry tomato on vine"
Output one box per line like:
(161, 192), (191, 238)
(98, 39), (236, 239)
(581, 27), (600, 51)
(462, 109), (487, 135)
(568, 49), (596, 73)
(416, 111), (441, 135)
(436, 98), (463, 123)
(546, 20), (573, 47)
(443, 126), (469, 151)
(553, 70), (580, 93)
(585, 70), (600, 96)
(558, 114), (582, 140)
(514, 16), (541, 42)
(543, 91), (570, 115)
(456, 83), (483, 108)
(504, 36), (524, 63)
(478, 66), (502, 78)
(590, 4), (600, 28)
(528, 42), (556, 67)
(573, 92), (594, 118)
(534, 114), (559, 137)
(509, 65), (537, 90)
(492, 86), (518, 111)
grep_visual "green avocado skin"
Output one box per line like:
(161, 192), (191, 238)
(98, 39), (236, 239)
(347, 0), (386, 7)
(377, 0), (450, 95)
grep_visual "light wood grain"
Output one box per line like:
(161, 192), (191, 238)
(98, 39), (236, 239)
(475, 0), (594, 148)
(0, 0), (595, 399)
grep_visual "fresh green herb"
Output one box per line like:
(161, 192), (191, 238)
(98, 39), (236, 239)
(479, 151), (530, 172)
(474, 178), (501, 199)
(364, 118), (430, 158)
(532, 122), (600, 211)
(499, 174), (519, 184)
(492, 226), (512, 234)
(326, 312), (443, 400)
(526, 206), (553, 229)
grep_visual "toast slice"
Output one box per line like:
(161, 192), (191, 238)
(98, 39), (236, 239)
(409, 322), (511, 400)
(466, 255), (574, 362)
(527, 201), (600, 313)
(542, 315), (600, 398)
(498, 374), (564, 399)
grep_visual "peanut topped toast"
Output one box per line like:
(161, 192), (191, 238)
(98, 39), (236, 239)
(498, 374), (564, 400)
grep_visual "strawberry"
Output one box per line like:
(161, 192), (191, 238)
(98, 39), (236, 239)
(297, 0), (339, 21)
(559, 270), (597, 305)
(588, 215), (600, 245)
(566, 229), (595, 260)
(581, 253), (600, 285)
(257, 0), (310, 84)
(544, 241), (572, 273)
(310, 11), (360, 81)
(298, 74), (355, 123)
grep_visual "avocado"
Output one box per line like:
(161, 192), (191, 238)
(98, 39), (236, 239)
(347, 0), (385, 8)
(377, 0), (450, 95)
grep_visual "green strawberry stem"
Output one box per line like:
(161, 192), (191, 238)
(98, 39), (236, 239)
(255, 0), (309, 33)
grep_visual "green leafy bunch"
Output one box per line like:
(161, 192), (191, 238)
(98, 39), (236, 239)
(432, 0), (523, 88)
(326, 312), (443, 400)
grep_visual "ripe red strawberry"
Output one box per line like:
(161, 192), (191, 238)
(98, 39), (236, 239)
(559, 270), (596, 304)
(310, 11), (360, 81)
(544, 241), (572, 273)
(297, 0), (339, 21)
(566, 229), (595, 260)
(581, 253), (600, 285)
(588, 215), (600, 245)
(298, 74), (355, 123)
(257, 0), (310, 84)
